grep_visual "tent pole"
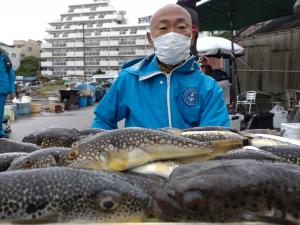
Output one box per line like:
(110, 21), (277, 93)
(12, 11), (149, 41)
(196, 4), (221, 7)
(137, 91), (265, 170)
(229, 0), (241, 113)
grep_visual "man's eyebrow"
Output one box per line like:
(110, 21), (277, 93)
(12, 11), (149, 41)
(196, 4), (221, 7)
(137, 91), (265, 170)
(155, 17), (190, 25)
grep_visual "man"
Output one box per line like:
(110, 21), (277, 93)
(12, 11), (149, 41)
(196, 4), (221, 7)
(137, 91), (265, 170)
(0, 48), (15, 138)
(92, 4), (229, 129)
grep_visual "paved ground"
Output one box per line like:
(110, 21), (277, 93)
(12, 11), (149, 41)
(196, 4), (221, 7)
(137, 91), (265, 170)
(10, 105), (96, 141)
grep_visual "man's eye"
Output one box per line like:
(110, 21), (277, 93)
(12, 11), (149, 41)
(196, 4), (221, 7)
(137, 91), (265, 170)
(178, 25), (187, 29)
(158, 27), (167, 30)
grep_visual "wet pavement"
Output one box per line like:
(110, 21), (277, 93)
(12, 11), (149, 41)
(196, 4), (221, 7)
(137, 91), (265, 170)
(10, 105), (96, 141)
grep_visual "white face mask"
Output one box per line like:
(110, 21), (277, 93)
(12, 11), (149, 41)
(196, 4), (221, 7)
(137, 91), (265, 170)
(152, 32), (191, 65)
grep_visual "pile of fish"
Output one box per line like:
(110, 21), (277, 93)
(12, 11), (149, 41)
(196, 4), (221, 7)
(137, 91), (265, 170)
(0, 126), (300, 224)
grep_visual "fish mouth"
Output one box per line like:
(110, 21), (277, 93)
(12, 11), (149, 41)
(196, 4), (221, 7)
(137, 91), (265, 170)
(153, 197), (185, 221)
(153, 189), (185, 221)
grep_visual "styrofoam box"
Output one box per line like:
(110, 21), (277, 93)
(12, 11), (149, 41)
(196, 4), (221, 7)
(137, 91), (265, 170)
(281, 123), (300, 139)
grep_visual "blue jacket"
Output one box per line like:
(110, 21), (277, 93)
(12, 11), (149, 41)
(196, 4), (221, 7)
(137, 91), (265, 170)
(92, 54), (230, 129)
(0, 52), (15, 95)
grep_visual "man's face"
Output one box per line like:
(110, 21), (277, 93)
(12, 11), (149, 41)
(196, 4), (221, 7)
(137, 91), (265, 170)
(147, 5), (193, 46)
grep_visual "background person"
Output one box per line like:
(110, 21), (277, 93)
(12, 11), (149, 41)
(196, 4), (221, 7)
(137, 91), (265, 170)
(0, 48), (15, 138)
(92, 4), (229, 129)
(176, 0), (201, 59)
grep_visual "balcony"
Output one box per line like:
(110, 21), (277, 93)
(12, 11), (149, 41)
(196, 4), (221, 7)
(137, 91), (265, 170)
(41, 52), (53, 58)
(41, 70), (53, 76)
(119, 40), (136, 45)
(73, 8), (92, 13)
(66, 70), (84, 76)
(68, 33), (83, 38)
(67, 51), (84, 57)
(109, 51), (118, 56)
(41, 61), (53, 67)
(100, 61), (118, 66)
(99, 51), (109, 56)
(137, 30), (148, 35)
(109, 40), (118, 46)
(66, 42), (84, 47)
(41, 43), (52, 48)
(67, 61), (84, 66)
(136, 39), (148, 45)
(100, 41), (109, 46)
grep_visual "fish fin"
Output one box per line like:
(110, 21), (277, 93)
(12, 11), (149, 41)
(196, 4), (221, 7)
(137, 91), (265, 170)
(243, 211), (297, 225)
(211, 139), (243, 152)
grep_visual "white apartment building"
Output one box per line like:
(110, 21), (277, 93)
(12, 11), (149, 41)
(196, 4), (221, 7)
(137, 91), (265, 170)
(41, 0), (153, 79)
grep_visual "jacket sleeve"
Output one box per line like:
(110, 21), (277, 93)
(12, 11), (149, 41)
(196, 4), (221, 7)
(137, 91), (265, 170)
(199, 80), (230, 127)
(8, 68), (15, 94)
(91, 76), (127, 129)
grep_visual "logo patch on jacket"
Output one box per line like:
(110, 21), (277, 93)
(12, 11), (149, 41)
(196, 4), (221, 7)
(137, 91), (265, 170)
(183, 88), (198, 106)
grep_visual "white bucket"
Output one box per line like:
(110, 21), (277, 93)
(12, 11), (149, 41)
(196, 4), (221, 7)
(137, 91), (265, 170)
(21, 95), (32, 103)
(273, 111), (288, 129)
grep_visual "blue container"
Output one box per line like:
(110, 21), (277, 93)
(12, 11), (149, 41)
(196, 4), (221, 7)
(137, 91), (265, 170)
(87, 96), (95, 106)
(78, 96), (87, 108)
(16, 103), (32, 115)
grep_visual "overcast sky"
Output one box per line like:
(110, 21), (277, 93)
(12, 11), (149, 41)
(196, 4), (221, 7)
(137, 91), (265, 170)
(0, 0), (179, 45)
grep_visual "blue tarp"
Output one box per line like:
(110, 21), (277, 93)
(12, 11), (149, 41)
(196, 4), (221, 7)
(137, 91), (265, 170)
(23, 76), (37, 81)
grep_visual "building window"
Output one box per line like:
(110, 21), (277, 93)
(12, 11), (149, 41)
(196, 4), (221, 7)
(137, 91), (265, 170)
(130, 29), (137, 34)
(28, 47), (32, 52)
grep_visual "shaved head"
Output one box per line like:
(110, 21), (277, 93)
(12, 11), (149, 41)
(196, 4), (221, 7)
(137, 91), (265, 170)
(147, 4), (194, 47)
(150, 4), (192, 32)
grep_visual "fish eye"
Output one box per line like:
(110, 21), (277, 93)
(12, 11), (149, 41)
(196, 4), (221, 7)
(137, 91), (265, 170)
(182, 191), (203, 212)
(72, 142), (79, 148)
(98, 191), (121, 211)
(68, 150), (79, 160)
(23, 160), (33, 168)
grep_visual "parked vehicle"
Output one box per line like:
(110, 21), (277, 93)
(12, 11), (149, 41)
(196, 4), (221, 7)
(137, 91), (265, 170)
(87, 74), (118, 84)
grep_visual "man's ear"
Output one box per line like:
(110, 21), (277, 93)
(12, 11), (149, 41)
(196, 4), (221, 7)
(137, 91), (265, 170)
(191, 25), (199, 46)
(191, 31), (198, 46)
(146, 32), (154, 48)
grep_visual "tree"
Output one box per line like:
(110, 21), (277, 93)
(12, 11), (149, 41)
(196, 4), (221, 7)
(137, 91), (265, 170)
(93, 68), (105, 75)
(16, 56), (41, 76)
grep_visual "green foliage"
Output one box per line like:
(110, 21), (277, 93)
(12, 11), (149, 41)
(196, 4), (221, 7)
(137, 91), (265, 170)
(47, 80), (64, 86)
(93, 68), (105, 75)
(16, 56), (41, 76)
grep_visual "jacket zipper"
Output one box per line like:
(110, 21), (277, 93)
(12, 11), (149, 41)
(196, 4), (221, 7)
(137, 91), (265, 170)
(165, 59), (194, 128)
(166, 74), (172, 128)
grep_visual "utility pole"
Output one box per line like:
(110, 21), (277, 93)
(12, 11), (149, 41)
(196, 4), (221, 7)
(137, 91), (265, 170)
(82, 23), (86, 82)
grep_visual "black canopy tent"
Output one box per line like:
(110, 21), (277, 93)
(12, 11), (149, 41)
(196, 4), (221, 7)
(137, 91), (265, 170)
(195, 0), (297, 108)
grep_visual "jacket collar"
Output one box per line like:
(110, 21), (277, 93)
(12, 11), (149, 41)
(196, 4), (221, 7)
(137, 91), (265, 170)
(122, 53), (199, 81)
